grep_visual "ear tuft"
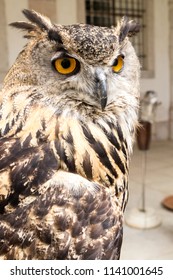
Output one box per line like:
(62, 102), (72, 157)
(22, 9), (52, 31)
(9, 21), (36, 32)
(117, 16), (140, 43)
(9, 9), (52, 34)
(9, 9), (63, 42)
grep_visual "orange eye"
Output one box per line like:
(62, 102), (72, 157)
(54, 57), (78, 75)
(112, 55), (124, 73)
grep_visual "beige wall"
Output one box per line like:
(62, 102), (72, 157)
(56, 0), (85, 24)
(140, 0), (170, 140)
(0, 0), (8, 82)
(169, 0), (173, 139)
(29, 0), (56, 22)
(4, 0), (28, 68)
(0, 0), (172, 140)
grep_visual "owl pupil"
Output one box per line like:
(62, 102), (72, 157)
(61, 59), (71, 69)
(113, 58), (118, 66)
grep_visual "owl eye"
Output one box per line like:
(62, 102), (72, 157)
(53, 57), (79, 75)
(112, 55), (124, 73)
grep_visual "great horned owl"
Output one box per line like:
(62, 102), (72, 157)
(0, 10), (140, 260)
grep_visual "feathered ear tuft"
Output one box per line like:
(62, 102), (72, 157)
(10, 9), (52, 31)
(9, 9), (63, 43)
(9, 9), (52, 37)
(9, 21), (37, 32)
(22, 9), (52, 31)
(116, 16), (140, 43)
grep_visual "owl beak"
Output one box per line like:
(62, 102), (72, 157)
(95, 70), (107, 110)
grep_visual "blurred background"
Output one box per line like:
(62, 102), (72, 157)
(0, 0), (172, 259)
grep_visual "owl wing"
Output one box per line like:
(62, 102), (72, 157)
(0, 137), (123, 260)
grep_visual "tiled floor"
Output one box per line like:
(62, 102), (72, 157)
(121, 140), (173, 260)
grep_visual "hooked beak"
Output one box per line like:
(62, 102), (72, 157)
(95, 70), (107, 111)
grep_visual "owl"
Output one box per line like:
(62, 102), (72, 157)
(0, 9), (140, 260)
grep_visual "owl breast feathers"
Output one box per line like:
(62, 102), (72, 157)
(0, 9), (140, 260)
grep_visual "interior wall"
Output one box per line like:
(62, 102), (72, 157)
(56, 0), (78, 24)
(5, 0), (28, 68)
(140, 0), (170, 140)
(29, 0), (57, 22)
(169, 0), (173, 139)
(0, 0), (9, 82)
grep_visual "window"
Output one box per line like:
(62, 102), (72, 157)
(85, 0), (147, 70)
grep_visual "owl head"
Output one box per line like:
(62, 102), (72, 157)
(5, 9), (140, 114)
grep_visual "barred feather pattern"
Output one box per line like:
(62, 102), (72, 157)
(0, 9), (140, 260)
